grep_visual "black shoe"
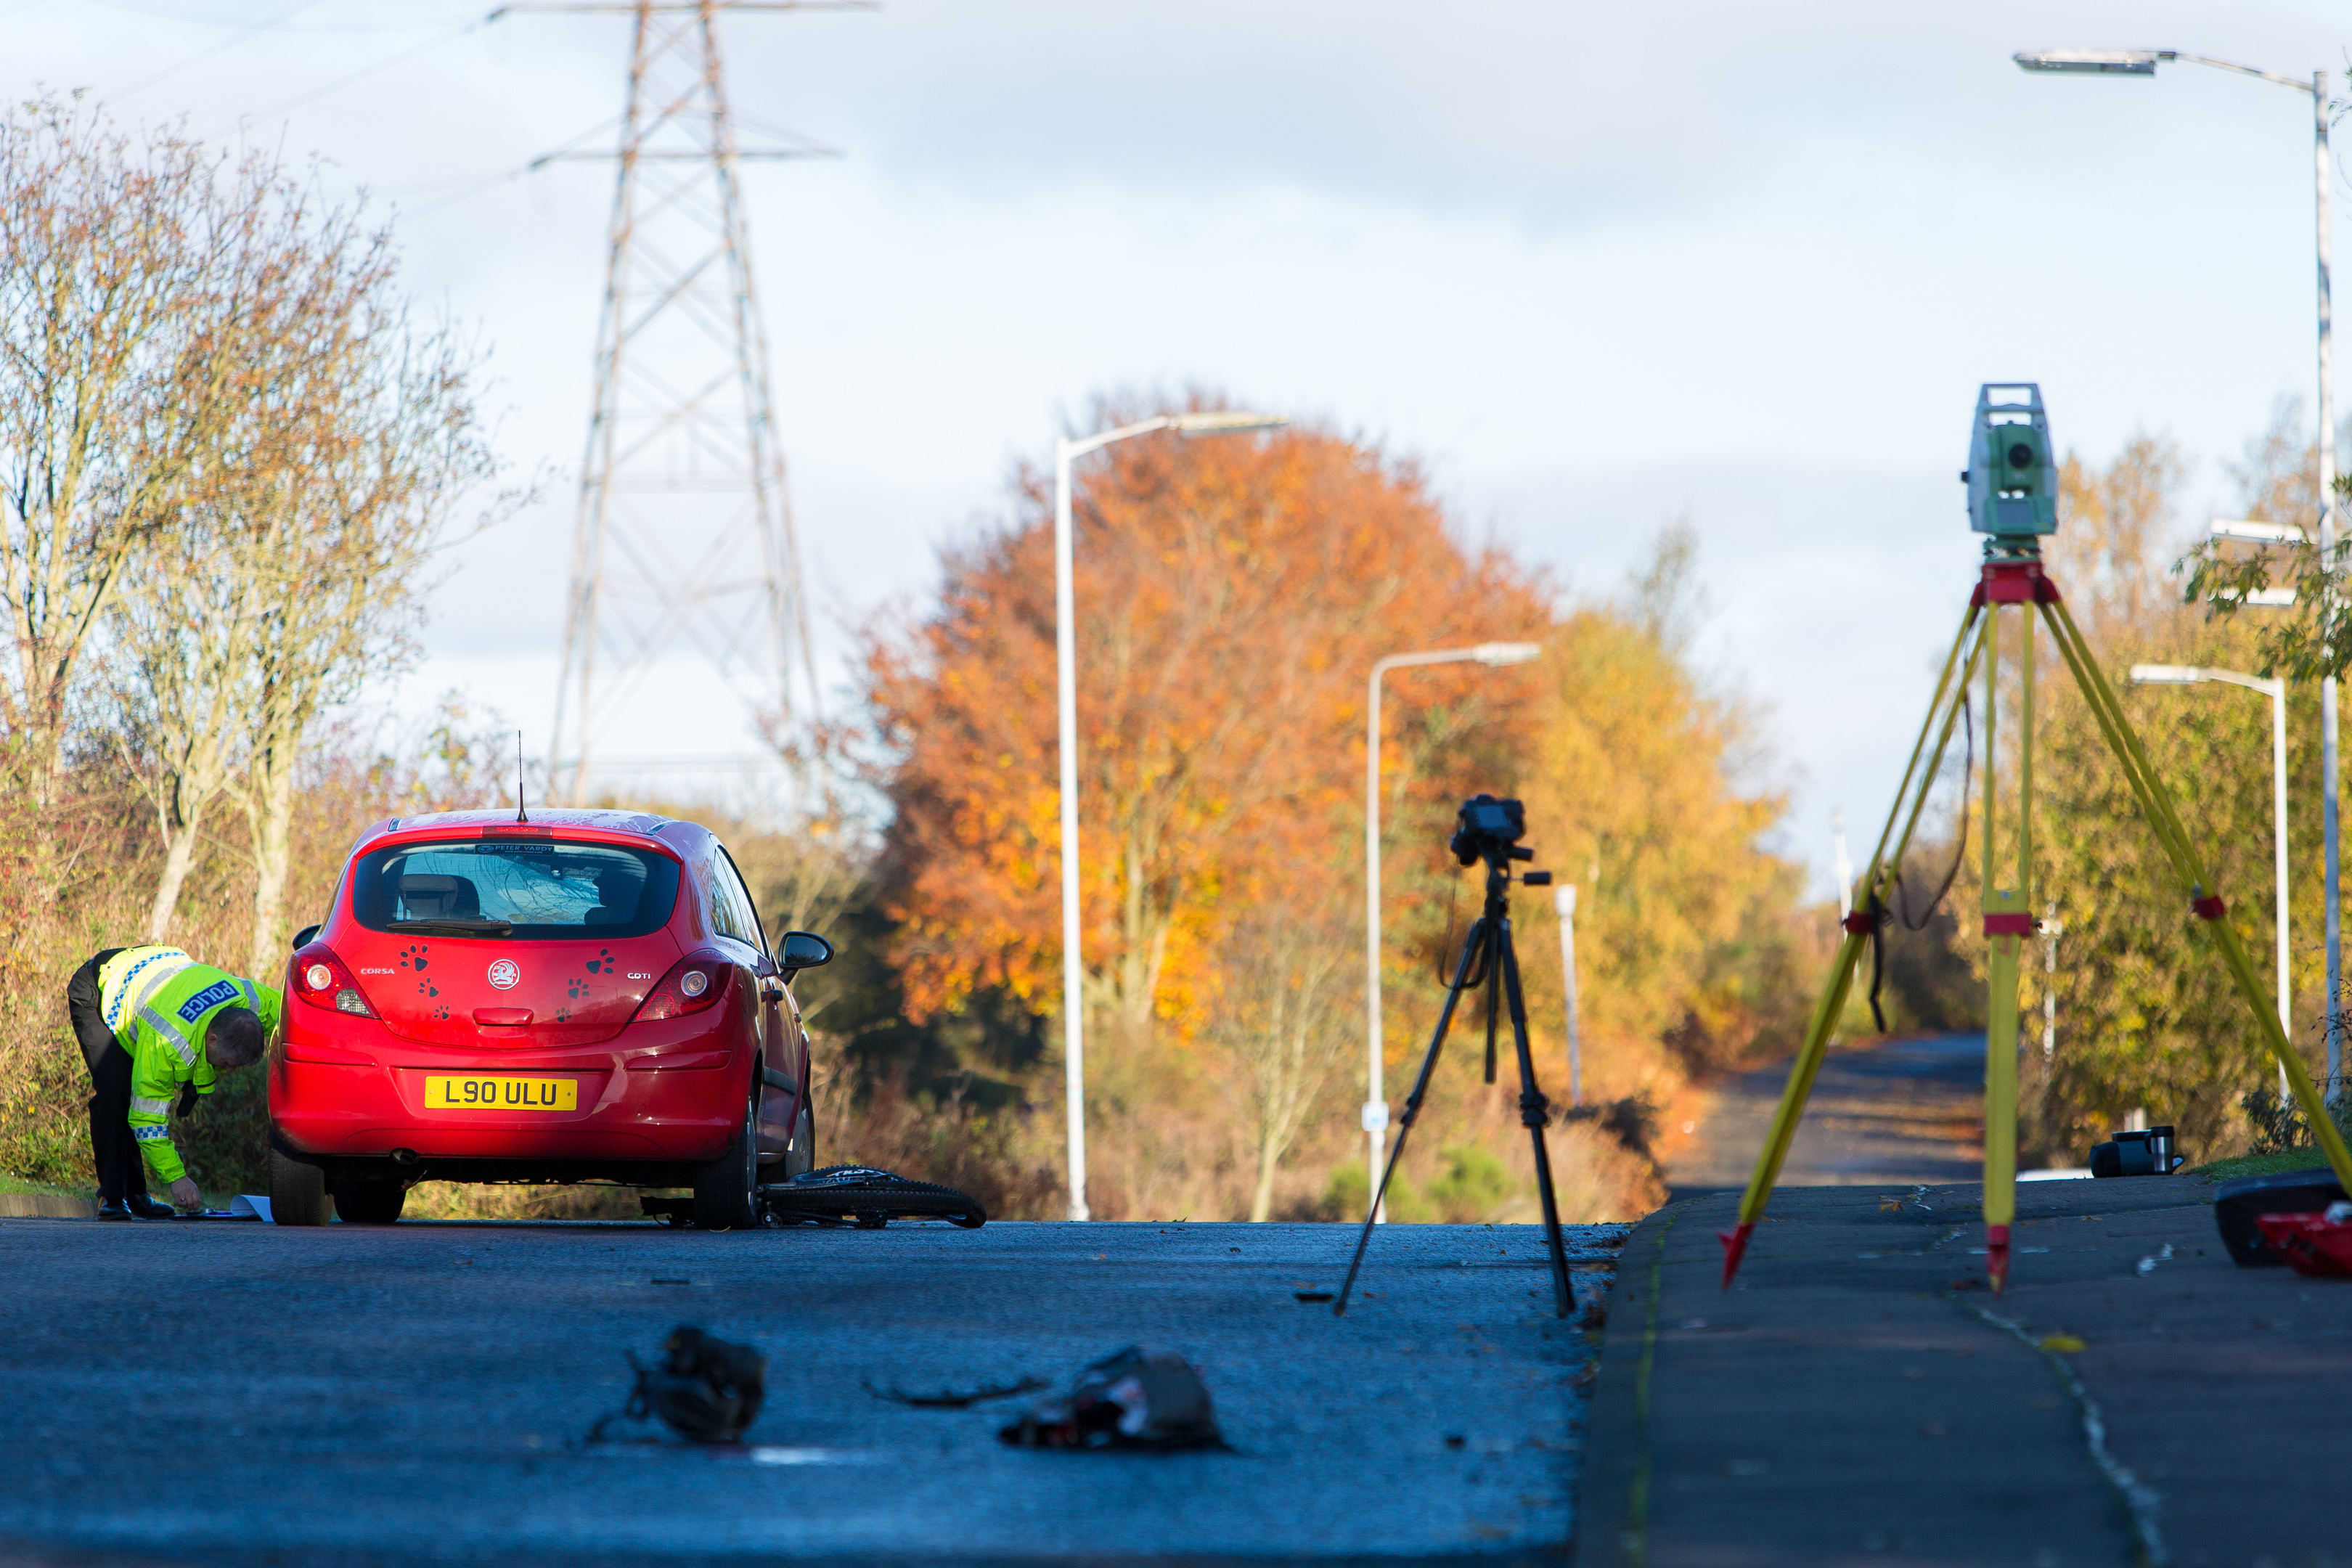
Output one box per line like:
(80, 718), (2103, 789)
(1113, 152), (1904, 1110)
(125, 1195), (176, 1220)
(97, 1199), (132, 1222)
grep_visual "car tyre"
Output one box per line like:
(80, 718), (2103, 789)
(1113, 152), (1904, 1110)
(785, 1094), (815, 1180)
(692, 1087), (761, 1232)
(333, 1177), (407, 1225)
(270, 1148), (332, 1227)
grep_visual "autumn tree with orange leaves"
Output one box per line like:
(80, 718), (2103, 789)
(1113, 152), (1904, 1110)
(863, 404), (1547, 1215)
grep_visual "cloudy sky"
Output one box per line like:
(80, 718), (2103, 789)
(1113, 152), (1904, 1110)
(15, 0), (2349, 890)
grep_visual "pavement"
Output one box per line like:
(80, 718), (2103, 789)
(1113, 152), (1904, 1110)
(1665, 1032), (1985, 1198)
(0, 1193), (94, 1219)
(1574, 1174), (2352, 1568)
(0, 1213), (1626, 1567)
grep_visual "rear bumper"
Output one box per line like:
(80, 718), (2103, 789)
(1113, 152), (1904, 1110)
(270, 1005), (750, 1180)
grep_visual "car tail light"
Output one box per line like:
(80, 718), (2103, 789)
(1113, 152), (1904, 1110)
(632, 953), (727, 1023)
(290, 944), (377, 1018)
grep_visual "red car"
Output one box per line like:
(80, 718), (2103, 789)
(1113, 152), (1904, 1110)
(267, 808), (830, 1229)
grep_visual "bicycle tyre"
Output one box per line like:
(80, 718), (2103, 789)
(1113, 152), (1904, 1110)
(761, 1169), (985, 1229)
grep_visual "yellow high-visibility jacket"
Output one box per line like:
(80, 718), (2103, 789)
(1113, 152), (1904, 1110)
(99, 946), (283, 1185)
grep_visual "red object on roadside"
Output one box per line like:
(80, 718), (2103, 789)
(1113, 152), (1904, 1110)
(1985, 1223), (2011, 1296)
(2253, 1212), (2352, 1278)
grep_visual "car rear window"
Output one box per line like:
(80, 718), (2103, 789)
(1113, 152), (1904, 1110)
(349, 839), (681, 940)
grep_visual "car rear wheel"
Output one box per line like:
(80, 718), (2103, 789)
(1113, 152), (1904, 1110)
(692, 1087), (761, 1231)
(270, 1148), (332, 1227)
(333, 1177), (407, 1225)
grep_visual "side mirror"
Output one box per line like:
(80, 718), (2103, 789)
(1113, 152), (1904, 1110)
(291, 925), (321, 952)
(778, 930), (833, 975)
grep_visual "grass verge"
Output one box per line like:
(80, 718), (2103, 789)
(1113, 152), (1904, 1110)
(1, 1172), (94, 1199)
(2190, 1151), (2342, 1182)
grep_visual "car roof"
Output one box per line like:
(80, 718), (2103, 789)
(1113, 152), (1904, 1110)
(349, 808), (714, 857)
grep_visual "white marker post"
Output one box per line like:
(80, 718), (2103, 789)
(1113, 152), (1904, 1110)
(1554, 883), (1581, 1108)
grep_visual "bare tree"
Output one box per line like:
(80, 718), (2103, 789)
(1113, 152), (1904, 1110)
(738, 726), (875, 1028)
(1208, 902), (1359, 1222)
(0, 99), (266, 800)
(113, 527), (269, 939)
(227, 315), (501, 976)
(75, 135), (496, 954)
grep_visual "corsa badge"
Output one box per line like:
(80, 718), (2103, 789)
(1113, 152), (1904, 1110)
(487, 959), (521, 991)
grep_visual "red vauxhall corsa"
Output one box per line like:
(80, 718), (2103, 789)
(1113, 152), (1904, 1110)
(268, 808), (832, 1230)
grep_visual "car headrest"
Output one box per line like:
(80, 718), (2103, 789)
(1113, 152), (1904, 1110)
(399, 874), (481, 919)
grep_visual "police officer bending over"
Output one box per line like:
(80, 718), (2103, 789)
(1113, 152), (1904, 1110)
(66, 945), (284, 1220)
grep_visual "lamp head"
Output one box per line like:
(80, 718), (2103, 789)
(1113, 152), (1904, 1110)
(1471, 641), (1543, 668)
(2013, 49), (2174, 75)
(1172, 411), (1287, 438)
(2128, 664), (2202, 686)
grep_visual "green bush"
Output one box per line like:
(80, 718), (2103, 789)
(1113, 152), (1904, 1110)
(1319, 1159), (1432, 1224)
(1426, 1145), (1511, 1222)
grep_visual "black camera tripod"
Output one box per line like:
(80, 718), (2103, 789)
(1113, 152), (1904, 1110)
(1334, 810), (1577, 1319)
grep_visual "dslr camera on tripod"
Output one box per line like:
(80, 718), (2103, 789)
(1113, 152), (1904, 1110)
(1450, 793), (1540, 871)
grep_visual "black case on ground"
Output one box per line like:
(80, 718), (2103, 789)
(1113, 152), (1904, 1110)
(2089, 1125), (2179, 1177)
(2212, 1167), (2345, 1267)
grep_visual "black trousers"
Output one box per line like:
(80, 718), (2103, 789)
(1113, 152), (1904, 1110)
(67, 949), (148, 1203)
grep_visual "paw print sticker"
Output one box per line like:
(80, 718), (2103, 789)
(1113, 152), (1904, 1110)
(584, 948), (615, 975)
(416, 979), (440, 998)
(399, 944), (430, 973)
(430, 1004), (451, 1021)
(566, 977), (588, 1000)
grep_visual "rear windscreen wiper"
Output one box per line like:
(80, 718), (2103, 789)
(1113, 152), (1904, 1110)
(387, 918), (515, 936)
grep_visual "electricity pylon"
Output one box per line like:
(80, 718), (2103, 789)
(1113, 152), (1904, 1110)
(525, 0), (852, 804)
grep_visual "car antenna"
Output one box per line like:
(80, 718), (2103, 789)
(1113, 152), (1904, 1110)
(515, 730), (528, 823)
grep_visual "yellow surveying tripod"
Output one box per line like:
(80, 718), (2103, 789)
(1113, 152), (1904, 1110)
(1722, 385), (2352, 1295)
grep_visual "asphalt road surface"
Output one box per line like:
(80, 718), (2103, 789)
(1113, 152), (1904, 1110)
(0, 1214), (1625, 1566)
(1666, 1030), (1986, 1196)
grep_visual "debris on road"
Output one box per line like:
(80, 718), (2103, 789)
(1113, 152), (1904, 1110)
(171, 1196), (269, 1221)
(999, 1346), (1224, 1451)
(863, 1375), (1045, 1409)
(589, 1325), (767, 1445)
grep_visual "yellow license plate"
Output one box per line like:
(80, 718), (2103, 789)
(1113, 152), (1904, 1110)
(423, 1075), (578, 1112)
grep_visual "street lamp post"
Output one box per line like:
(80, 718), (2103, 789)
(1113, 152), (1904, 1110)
(2041, 910), (2062, 1058)
(1054, 410), (1285, 1222)
(1832, 809), (1853, 923)
(1363, 642), (1542, 1222)
(1553, 883), (1581, 1110)
(2131, 663), (2294, 1103)
(2017, 46), (2340, 1106)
